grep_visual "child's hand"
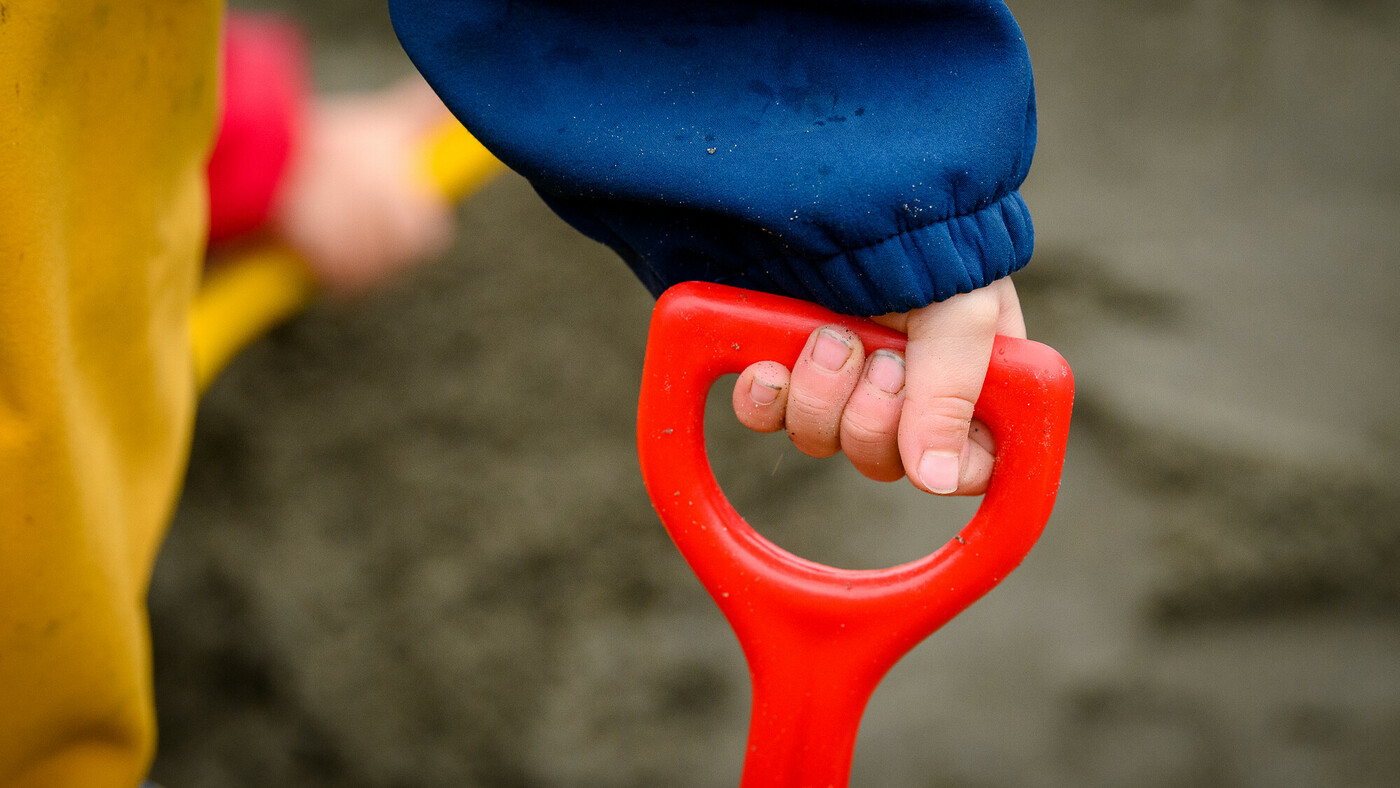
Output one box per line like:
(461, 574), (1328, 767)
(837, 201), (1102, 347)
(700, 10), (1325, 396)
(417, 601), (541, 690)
(731, 277), (1025, 495)
(272, 77), (454, 296)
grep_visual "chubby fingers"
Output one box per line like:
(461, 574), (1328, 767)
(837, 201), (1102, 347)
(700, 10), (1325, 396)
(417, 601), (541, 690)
(732, 323), (907, 481)
(731, 277), (1026, 493)
(836, 348), (908, 481)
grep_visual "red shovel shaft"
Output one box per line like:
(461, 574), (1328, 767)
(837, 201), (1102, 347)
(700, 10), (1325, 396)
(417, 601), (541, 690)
(637, 282), (1073, 787)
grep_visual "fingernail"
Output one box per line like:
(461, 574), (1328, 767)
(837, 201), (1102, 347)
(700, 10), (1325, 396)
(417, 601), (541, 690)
(749, 378), (781, 406)
(867, 350), (905, 394)
(917, 451), (960, 494)
(812, 329), (853, 372)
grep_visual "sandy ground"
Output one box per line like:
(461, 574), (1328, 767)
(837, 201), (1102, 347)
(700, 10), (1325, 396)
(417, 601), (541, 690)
(149, 1), (1400, 785)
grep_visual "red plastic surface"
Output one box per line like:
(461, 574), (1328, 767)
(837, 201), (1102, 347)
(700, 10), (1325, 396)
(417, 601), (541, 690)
(636, 282), (1075, 787)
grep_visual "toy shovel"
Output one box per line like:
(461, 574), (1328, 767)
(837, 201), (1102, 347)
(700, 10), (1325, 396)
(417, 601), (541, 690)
(637, 282), (1074, 787)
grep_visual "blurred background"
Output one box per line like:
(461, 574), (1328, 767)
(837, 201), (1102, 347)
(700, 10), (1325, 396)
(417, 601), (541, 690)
(150, 1), (1400, 786)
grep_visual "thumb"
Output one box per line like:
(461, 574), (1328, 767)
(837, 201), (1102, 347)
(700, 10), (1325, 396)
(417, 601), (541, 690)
(889, 278), (1024, 495)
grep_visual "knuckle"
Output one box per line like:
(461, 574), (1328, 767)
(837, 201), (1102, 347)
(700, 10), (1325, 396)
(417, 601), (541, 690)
(944, 286), (1003, 329)
(918, 394), (977, 419)
(840, 410), (897, 455)
(965, 292), (1003, 326)
(785, 388), (839, 425)
(908, 400), (977, 444)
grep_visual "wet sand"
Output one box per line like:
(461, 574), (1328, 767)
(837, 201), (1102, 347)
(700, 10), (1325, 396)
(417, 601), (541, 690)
(150, 2), (1400, 785)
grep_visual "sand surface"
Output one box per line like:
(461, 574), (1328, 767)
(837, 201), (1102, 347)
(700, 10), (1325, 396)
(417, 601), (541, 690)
(150, 2), (1400, 785)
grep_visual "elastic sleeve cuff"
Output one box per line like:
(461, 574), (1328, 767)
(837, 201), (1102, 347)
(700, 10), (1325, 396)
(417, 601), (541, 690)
(733, 190), (1034, 316)
(543, 187), (1033, 317)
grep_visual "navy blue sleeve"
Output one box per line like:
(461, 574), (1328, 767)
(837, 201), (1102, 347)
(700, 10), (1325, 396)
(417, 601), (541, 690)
(390, 1), (1036, 317)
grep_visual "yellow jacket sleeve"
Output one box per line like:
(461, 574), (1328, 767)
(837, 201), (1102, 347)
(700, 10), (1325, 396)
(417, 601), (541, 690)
(0, 3), (221, 785)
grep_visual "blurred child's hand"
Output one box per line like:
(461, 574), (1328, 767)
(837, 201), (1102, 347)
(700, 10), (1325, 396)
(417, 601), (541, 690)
(272, 77), (454, 296)
(730, 277), (1025, 495)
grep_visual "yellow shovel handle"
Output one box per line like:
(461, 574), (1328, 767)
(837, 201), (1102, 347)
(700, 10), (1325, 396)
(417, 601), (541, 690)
(190, 120), (503, 393)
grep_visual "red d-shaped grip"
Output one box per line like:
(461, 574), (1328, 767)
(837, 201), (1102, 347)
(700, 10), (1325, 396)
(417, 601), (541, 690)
(637, 282), (1074, 787)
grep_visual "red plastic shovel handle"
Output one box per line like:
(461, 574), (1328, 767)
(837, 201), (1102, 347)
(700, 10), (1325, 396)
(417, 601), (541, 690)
(637, 282), (1074, 787)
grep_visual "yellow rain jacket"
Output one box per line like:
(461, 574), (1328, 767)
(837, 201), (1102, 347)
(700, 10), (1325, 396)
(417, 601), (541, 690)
(0, 2), (221, 785)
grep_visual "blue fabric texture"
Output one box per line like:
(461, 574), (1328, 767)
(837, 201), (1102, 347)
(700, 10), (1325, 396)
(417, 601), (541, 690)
(391, 1), (1036, 316)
